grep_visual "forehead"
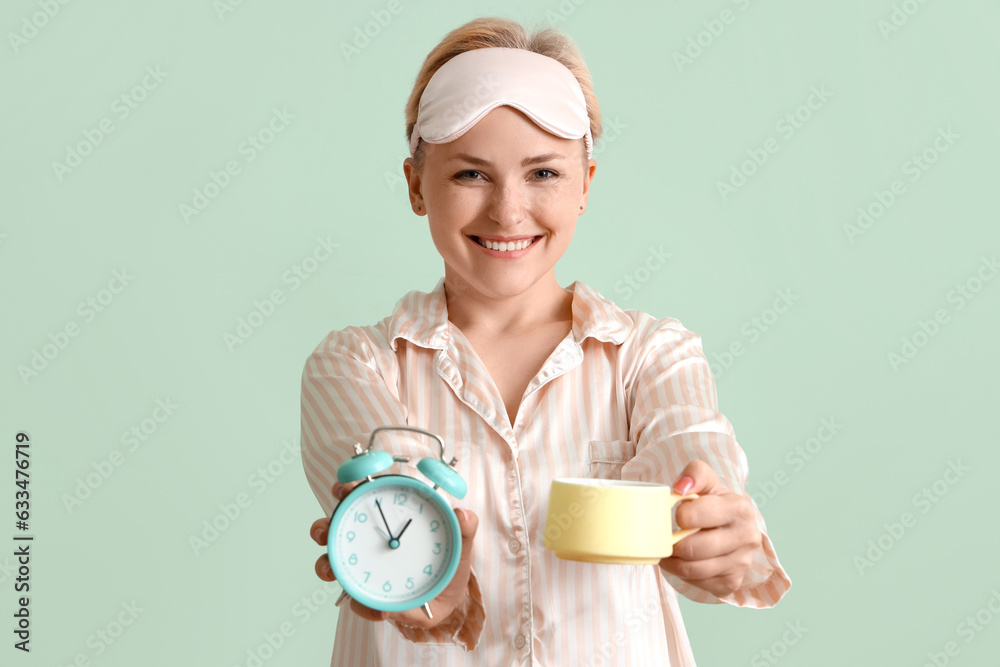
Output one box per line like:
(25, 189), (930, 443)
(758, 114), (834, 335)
(425, 106), (585, 163)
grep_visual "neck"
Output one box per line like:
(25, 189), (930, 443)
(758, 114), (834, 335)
(443, 271), (573, 338)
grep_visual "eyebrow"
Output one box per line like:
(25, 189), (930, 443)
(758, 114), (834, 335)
(446, 152), (567, 167)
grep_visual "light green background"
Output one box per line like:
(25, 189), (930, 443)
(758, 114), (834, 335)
(2, 1), (998, 665)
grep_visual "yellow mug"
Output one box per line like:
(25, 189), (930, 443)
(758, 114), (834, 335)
(542, 478), (699, 564)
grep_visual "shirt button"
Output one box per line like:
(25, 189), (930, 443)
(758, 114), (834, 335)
(514, 633), (526, 649)
(508, 539), (521, 553)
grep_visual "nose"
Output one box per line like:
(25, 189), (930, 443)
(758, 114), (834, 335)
(487, 181), (528, 227)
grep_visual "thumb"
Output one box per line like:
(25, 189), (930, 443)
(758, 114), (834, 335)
(672, 459), (720, 495)
(454, 508), (479, 552)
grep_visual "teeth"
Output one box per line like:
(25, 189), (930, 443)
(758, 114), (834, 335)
(476, 237), (533, 251)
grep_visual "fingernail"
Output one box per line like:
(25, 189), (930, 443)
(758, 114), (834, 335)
(673, 476), (694, 495)
(455, 509), (467, 522)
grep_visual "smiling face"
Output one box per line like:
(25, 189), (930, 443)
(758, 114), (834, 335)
(403, 105), (596, 303)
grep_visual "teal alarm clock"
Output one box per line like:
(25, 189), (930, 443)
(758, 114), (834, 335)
(327, 426), (467, 619)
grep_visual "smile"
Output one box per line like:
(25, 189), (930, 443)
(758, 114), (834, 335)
(470, 236), (539, 253)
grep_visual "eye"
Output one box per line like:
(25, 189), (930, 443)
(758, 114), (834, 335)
(454, 169), (560, 181)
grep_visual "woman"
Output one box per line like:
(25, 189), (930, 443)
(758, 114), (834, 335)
(302, 16), (790, 666)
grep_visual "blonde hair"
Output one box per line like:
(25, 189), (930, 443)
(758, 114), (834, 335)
(405, 17), (602, 170)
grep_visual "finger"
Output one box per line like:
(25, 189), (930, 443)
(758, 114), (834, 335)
(314, 554), (335, 582)
(674, 493), (743, 531)
(668, 525), (744, 561)
(310, 517), (330, 545)
(333, 481), (361, 501)
(672, 459), (721, 495)
(659, 546), (754, 582)
(351, 597), (388, 622)
(659, 559), (750, 598)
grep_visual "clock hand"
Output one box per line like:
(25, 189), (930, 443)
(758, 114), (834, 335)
(374, 500), (393, 545)
(394, 518), (413, 541)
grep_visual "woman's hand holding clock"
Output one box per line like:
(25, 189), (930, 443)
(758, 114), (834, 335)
(309, 480), (480, 629)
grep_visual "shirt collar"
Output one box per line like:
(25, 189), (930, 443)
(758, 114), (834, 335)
(388, 277), (634, 352)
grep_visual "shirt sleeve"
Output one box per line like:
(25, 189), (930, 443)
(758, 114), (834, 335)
(620, 316), (792, 608)
(300, 326), (487, 650)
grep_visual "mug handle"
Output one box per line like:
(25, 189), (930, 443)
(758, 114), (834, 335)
(669, 493), (700, 546)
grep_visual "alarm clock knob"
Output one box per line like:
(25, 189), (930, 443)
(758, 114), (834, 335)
(336, 446), (394, 483)
(416, 457), (468, 499)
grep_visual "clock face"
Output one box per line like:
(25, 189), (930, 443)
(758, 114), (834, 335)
(328, 475), (461, 612)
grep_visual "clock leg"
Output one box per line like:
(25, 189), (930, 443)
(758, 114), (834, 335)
(422, 603), (433, 620)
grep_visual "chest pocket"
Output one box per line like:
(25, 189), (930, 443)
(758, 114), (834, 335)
(587, 440), (636, 480)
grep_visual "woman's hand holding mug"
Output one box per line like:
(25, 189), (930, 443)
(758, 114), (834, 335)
(660, 460), (763, 598)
